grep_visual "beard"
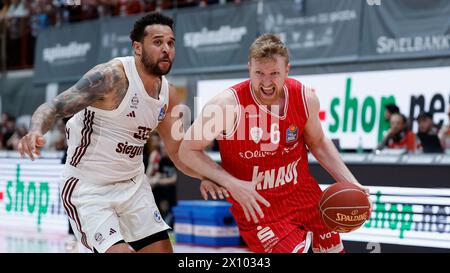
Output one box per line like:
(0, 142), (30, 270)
(141, 49), (172, 76)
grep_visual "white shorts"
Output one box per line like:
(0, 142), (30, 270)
(60, 170), (170, 253)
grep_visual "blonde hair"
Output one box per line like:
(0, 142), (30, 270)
(248, 34), (289, 64)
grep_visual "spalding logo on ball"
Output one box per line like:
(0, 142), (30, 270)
(319, 182), (371, 233)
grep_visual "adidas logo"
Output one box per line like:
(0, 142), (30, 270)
(109, 228), (116, 235)
(126, 111), (136, 117)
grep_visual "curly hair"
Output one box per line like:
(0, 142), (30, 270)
(129, 12), (174, 43)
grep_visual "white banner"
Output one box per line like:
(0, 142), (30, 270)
(2, 156), (449, 250)
(320, 184), (450, 249)
(0, 158), (68, 234)
(197, 66), (450, 149)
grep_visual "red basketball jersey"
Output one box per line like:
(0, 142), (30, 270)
(218, 78), (324, 232)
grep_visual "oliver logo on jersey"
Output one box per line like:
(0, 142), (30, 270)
(253, 158), (301, 190)
(239, 150), (277, 159)
(282, 141), (299, 155)
(158, 104), (168, 122)
(286, 124), (298, 144)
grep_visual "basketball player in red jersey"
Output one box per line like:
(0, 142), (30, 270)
(179, 34), (369, 253)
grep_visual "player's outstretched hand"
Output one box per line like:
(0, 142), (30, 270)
(200, 180), (229, 200)
(17, 131), (46, 161)
(227, 178), (270, 224)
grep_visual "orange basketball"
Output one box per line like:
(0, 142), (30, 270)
(319, 182), (371, 233)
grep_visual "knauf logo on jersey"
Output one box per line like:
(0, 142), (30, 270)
(43, 42), (91, 63)
(253, 158), (301, 190)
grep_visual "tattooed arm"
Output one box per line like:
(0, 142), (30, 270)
(18, 60), (128, 160)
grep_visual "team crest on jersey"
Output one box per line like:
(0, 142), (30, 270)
(158, 104), (168, 121)
(153, 210), (163, 223)
(94, 233), (105, 245)
(250, 127), (263, 144)
(286, 125), (298, 143)
(131, 94), (139, 109)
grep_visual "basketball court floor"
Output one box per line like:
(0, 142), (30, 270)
(0, 229), (249, 253)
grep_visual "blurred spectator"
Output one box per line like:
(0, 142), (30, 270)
(380, 104), (401, 142)
(438, 106), (450, 151)
(377, 113), (414, 150)
(1, 112), (16, 148)
(157, 0), (173, 10)
(81, 0), (100, 21)
(2, 0), (249, 69)
(116, 0), (144, 16)
(45, 118), (67, 151)
(145, 133), (162, 177)
(0, 1), (10, 22)
(29, 0), (54, 35)
(177, 0), (198, 8)
(97, 0), (120, 17)
(5, 0), (28, 25)
(5, 0), (29, 68)
(66, 2), (83, 22)
(126, 0), (144, 15)
(417, 112), (439, 135)
(384, 103), (400, 122)
(6, 124), (27, 150)
(0, 1), (10, 68)
(416, 112), (443, 153)
(147, 138), (177, 228)
(142, 0), (157, 12)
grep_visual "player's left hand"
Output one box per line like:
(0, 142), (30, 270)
(17, 131), (46, 161)
(360, 186), (370, 197)
(350, 181), (370, 196)
(200, 180), (230, 200)
(351, 181), (372, 212)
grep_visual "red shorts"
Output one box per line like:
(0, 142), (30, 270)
(239, 205), (343, 253)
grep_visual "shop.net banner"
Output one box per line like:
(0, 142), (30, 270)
(324, 185), (450, 250)
(0, 159), (68, 234)
(196, 66), (450, 150)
